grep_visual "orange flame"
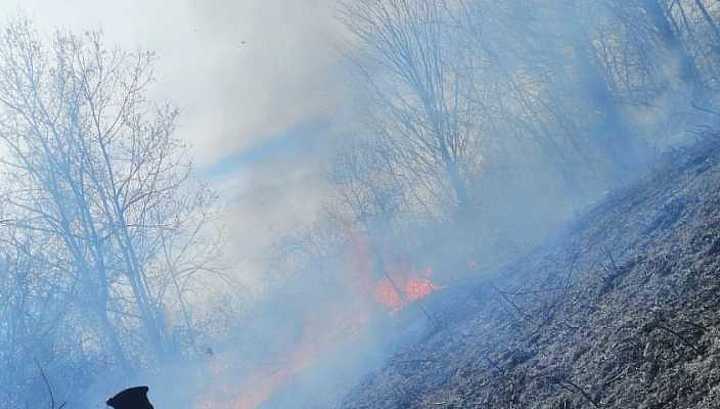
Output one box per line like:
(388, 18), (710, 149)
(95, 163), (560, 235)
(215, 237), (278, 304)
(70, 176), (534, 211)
(405, 277), (437, 301)
(374, 271), (438, 312)
(197, 302), (372, 409)
(196, 227), (441, 409)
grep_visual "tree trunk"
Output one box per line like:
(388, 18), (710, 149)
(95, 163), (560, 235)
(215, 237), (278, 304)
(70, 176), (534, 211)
(693, 0), (720, 46)
(640, 0), (702, 94)
(569, 12), (647, 178)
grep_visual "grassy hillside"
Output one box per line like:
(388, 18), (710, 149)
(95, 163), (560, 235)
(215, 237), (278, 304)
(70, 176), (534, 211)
(339, 133), (720, 409)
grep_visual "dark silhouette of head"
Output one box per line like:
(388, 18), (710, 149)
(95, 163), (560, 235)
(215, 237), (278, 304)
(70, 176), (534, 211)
(106, 386), (154, 409)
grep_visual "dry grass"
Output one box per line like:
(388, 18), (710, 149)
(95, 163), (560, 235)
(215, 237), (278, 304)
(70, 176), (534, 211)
(340, 133), (720, 409)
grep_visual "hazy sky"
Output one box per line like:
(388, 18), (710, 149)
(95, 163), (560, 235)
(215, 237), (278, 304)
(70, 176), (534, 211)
(0, 0), (346, 165)
(0, 0), (351, 284)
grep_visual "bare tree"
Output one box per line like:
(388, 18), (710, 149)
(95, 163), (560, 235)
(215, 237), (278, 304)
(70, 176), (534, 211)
(0, 19), (221, 369)
(339, 0), (482, 213)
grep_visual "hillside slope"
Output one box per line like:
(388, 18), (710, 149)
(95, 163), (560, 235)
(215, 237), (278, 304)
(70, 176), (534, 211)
(339, 135), (720, 409)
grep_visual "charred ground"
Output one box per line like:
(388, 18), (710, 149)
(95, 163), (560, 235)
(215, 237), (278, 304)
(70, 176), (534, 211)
(339, 133), (720, 409)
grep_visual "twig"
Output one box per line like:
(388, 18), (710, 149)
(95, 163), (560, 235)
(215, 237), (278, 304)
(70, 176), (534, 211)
(677, 319), (708, 332)
(653, 324), (704, 355)
(492, 285), (538, 325)
(691, 101), (720, 117)
(34, 359), (66, 409)
(391, 359), (437, 365)
(556, 378), (602, 409)
(484, 354), (503, 372)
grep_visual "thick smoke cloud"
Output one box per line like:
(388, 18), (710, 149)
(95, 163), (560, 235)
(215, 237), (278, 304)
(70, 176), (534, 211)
(2, 1), (719, 409)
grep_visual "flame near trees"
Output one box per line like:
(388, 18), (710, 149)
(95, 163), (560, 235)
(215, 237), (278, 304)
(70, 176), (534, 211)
(347, 229), (440, 312)
(374, 269), (438, 312)
(196, 229), (440, 409)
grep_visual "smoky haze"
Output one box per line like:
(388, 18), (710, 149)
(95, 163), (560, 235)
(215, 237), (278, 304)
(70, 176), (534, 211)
(0, 0), (346, 162)
(0, 0), (350, 290)
(0, 1), (719, 409)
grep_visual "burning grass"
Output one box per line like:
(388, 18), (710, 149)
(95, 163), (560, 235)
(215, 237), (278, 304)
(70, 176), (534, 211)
(339, 135), (720, 409)
(196, 229), (441, 409)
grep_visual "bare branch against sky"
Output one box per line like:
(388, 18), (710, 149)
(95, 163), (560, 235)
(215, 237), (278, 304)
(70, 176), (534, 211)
(0, 0), (353, 280)
(0, 0), (348, 166)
